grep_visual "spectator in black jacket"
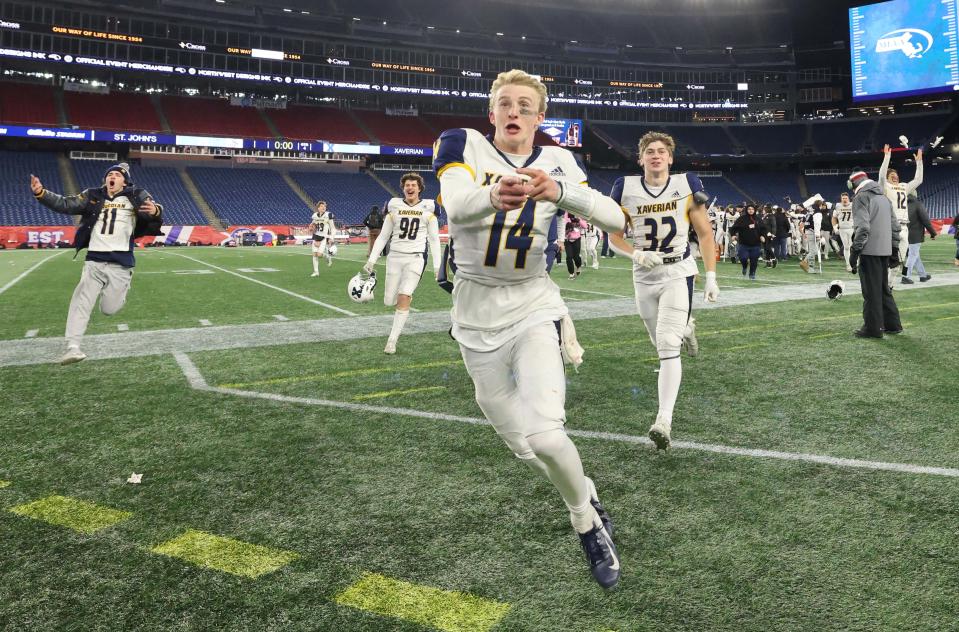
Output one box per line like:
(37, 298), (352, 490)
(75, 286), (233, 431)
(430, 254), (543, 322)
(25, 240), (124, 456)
(902, 193), (936, 283)
(731, 204), (765, 280)
(774, 205), (791, 260)
(364, 205), (384, 256)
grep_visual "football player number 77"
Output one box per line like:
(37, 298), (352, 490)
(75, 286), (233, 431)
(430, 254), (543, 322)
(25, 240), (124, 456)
(484, 200), (535, 268)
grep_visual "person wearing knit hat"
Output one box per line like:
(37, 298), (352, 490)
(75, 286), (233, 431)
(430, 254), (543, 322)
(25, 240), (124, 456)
(30, 161), (163, 364)
(847, 167), (902, 338)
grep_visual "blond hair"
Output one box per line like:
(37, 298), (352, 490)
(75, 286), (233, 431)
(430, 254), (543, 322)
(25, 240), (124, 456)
(400, 172), (425, 193)
(488, 69), (548, 114)
(638, 131), (676, 157)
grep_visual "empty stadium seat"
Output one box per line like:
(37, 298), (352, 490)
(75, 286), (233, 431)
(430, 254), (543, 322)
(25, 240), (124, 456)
(64, 92), (162, 133)
(289, 171), (393, 225)
(162, 96), (273, 138)
(188, 167), (310, 225)
(267, 105), (373, 143)
(0, 150), (71, 226)
(0, 83), (59, 126)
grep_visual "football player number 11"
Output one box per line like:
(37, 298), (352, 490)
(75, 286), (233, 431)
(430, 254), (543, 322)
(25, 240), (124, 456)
(484, 200), (535, 268)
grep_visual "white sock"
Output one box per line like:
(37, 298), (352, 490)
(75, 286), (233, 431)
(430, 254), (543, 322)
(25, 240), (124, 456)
(657, 355), (682, 423)
(312, 257), (319, 273)
(388, 309), (409, 343)
(568, 498), (600, 534)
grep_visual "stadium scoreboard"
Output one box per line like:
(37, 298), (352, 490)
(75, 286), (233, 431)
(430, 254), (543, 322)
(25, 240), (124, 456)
(850, 0), (959, 101)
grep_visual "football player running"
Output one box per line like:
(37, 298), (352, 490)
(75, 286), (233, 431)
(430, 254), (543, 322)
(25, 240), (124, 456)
(608, 132), (719, 450)
(309, 201), (334, 276)
(364, 173), (442, 354)
(833, 192), (855, 272)
(434, 69), (628, 589)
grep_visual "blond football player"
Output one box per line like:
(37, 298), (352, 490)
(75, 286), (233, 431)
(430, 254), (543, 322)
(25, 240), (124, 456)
(434, 69), (628, 589)
(309, 201), (334, 275)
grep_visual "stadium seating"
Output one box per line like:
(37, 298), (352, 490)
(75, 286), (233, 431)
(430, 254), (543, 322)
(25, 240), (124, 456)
(702, 177), (749, 207)
(728, 124), (806, 155)
(70, 160), (208, 226)
(804, 174), (852, 202)
(351, 110), (438, 145)
(0, 151), (71, 226)
(288, 171), (392, 225)
(811, 120), (873, 153)
(595, 123), (738, 156)
(727, 171), (802, 204)
(875, 113), (951, 149)
(63, 92), (162, 133)
(188, 167), (311, 225)
(161, 96), (273, 138)
(423, 113), (557, 146)
(914, 164), (959, 219)
(266, 105), (373, 143)
(0, 83), (60, 126)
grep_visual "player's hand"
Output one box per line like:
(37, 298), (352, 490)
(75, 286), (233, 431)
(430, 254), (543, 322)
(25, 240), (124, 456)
(139, 199), (158, 216)
(930, 232), (936, 240)
(915, 148), (923, 162)
(883, 144), (891, 154)
(30, 174), (43, 195)
(703, 271), (720, 302)
(490, 176), (528, 211)
(515, 167), (561, 204)
(632, 250), (663, 270)
(362, 262), (374, 276)
(849, 248), (861, 274)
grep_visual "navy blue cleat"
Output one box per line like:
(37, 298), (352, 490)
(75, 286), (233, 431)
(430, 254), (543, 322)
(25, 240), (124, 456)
(585, 477), (614, 537)
(579, 525), (620, 589)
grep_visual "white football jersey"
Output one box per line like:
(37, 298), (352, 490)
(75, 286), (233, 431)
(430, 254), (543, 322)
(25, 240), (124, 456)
(312, 212), (334, 239)
(883, 183), (910, 224)
(382, 198), (438, 255)
(834, 202), (854, 229)
(90, 194), (138, 253)
(434, 127), (588, 341)
(612, 173), (704, 283)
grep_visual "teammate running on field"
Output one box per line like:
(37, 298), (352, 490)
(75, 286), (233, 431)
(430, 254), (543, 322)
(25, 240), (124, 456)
(310, 201), (334, 276)
(608, 131), (720, 450)
(833, 191), (854, 272)
(434, 69), (628, 589)
(364, 172), (442, 355)
(30, 163), (163, 365)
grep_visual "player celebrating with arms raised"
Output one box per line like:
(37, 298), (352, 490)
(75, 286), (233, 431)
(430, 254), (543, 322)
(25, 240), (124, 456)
(608, 132), (719, 450)
(364, 173), (442, 354)
(434, 69), (628, 589)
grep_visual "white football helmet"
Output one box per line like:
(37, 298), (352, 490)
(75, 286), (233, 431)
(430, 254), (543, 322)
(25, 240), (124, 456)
(327, 243), (338, 257)
(348, 271), (376, 303)
(826, 279), (845, 300)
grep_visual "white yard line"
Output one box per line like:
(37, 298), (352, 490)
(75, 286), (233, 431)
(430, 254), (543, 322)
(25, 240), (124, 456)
(167, 252), (356, 316)
(117, 324), (129, 332)
(199, 319), (212, 326)
(5, 273), (959, 367)
(0, 250), (65, 296)
(560, 286), (630, 299)
(273, 314), (290, 321)
(173, 352), (959, 479)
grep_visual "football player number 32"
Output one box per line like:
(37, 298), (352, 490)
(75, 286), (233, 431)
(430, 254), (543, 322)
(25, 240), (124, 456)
(485, 200), (535, 268)
(641, 216), (676, 253)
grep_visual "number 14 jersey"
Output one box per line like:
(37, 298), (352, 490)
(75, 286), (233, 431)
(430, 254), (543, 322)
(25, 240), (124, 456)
(612, 173), (703, 284)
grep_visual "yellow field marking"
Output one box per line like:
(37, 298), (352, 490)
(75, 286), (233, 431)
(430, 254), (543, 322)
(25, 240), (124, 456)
(9, 495), (132, 534)
(151, 529), (299, 579)
(334, 572), (510, 632)
(220, 359), (463, 389)
(352, 386), (447, 401)
(0, 480), (10, 489)
(934, 315), (959, 321)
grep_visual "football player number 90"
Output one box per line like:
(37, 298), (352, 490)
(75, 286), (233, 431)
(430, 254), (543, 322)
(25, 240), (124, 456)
(484, 200), (535, 269)
(398, 217), (420, 240)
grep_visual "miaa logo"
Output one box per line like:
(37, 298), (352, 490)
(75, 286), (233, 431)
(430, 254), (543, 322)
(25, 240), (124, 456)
(875, 28), (933, 59)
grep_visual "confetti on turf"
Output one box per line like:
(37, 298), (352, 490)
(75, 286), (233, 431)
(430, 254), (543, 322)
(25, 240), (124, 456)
(9, 495), (132, 534)
(334, 572), (511, 632)
(127, 473), (143, 484)
(0, 480), (10, 489)
(151, 529), (299, 578)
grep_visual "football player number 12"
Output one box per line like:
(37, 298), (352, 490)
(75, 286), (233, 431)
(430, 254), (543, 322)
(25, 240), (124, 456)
(485, 200), (535, 268)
